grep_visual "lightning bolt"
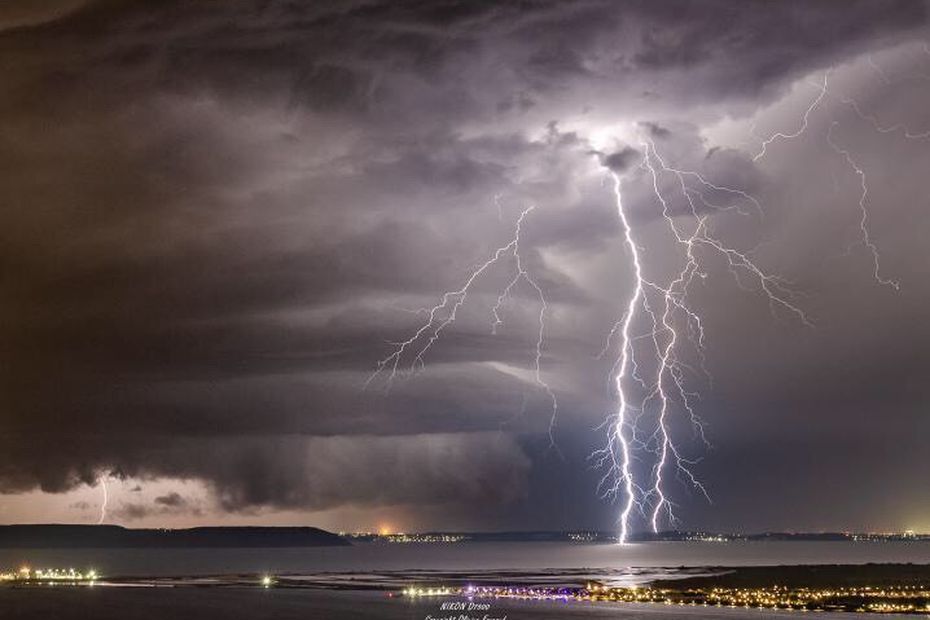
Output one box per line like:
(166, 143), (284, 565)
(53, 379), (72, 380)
(753, 71), (830, 162)
(597, 170), (642, 545)
(370, 54), (907, 543)
(866, 54), (892, 85)
(637, 140), (710, 534)
(753, 68), (900, 290)
(614, 58), (905, 541)
(368, 205), (559, 446)
(825, 122), (900, 290)
(97, 477), (109, 525)
(815, 57), (930, 291)
(841, 96), (930, 140)
(595, 125), (812, 542)
(821, 45), (930, 291)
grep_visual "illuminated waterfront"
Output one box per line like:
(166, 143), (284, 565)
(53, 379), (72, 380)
(3, 542), (930, 618)
(402, 582), (930, 614)
(582, 583), (930, 614)
(341, 532), (470, 543)
(0, 567), (98, 585)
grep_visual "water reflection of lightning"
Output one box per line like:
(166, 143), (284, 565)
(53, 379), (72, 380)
(368, 206), (558, 443)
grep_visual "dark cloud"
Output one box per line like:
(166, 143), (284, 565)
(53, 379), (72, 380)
(115, 491), (202, 521)
(112, 490), (203, 521)
(601, 147), (642, 173)
(0, 0), (91, 32)
(115, 503), (151, 521)
(0, 432), (530, 513)
(154, 492), (186, 508)
(641, 122), (671, 139)
(0, 0), (928, 531)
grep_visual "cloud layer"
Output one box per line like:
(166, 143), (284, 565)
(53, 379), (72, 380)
(1, 0), (929, 531)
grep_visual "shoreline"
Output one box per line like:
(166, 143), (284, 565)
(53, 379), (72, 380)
(6, 563), (930, 615)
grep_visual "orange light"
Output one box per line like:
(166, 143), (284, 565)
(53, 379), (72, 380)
(378, 524), (392, 536)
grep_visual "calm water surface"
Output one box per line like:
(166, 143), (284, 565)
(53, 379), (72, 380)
(2, 541), (930, 579)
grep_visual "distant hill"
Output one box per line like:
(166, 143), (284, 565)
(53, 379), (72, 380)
(0, 525), (349, 548)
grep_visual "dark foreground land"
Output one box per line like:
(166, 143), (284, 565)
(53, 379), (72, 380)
(0, 587), (859, 620)
(592, 564), (930, 614)
(5, 563), (930, 618)
(663, 564), (930, 588)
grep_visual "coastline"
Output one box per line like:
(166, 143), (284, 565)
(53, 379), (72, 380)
(5, 563), (930, 616)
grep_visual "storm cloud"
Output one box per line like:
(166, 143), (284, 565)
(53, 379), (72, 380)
(1, 0), (929, 532)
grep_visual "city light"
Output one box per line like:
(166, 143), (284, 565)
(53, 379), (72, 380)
(400, 581), (930, 614)
(1, 567), (99, 585)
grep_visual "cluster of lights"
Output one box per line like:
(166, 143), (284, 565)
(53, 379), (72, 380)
(399, 581), (930, 614)
(682, 534), (729, 542)
(381, 534), (467, 544)
(341, 532), (469, 543)
(404, 586), (456, 597)
(851, 530), (928, 541)
(567, 532), (598, 542)
(582, 583), (930, 613)
(403, 585), (577, 601)
(867, 601), (930, 614)
(0, 567), (99, 584)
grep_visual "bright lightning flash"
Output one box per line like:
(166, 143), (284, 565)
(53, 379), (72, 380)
(368, 205), (559, 446)
(597, 57), (909, 542)
(97, 476), (109, 525)
(753, 68), (900, 290)
(369, 55), (907, 545)
(594, 127), (811, 544)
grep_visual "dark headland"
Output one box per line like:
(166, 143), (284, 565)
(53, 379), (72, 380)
(0, 524), (349, 548)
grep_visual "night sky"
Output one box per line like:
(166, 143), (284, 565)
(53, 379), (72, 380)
(1, 0), (929, 534)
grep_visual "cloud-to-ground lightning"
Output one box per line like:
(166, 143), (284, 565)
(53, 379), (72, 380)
(596, 170), (643, 545)
(596, 56), (909, 541)
(97, 477), (109, 525)
(371, 51), (909, 544)
(595, 126), (815, 543)
(368, 205), (559, 445)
